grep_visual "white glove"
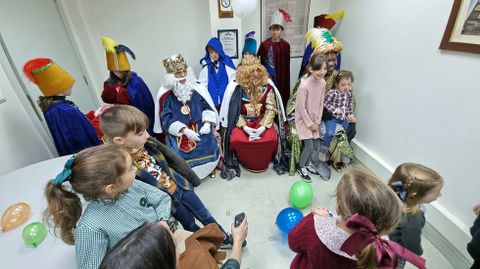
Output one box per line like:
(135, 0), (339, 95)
(255, 126), (266, 136)
(199, 122), (211, 135)
(243, 126), (256, 137)
(183, 128), (201, 142)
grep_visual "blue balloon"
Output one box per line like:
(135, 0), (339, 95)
(276, 207), (304, 234)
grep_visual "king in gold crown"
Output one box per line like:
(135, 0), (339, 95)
(163, 54), (188, 74)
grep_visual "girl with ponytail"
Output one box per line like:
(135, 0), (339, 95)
(289, 169), (427, 269)
(44, 144), (171, 269)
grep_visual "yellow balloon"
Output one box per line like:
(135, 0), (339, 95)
(1, 202), (31, 232)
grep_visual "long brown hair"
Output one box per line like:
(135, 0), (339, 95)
(37, 96), (59, 112)
(336, 169), (403, 269)
(388, 163), (443, 213)
(44, 144), (129, 244)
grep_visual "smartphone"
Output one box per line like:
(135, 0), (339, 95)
(234, 212), (246, 228)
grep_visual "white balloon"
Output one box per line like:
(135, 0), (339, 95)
(232, 0), (257, 18)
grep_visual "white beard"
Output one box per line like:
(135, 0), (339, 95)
(164, 66), (197, 103)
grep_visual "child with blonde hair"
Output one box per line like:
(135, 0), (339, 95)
(44, 144), (172, 269)
(289, 169), (426, 269)
(388, 163), (443, 264)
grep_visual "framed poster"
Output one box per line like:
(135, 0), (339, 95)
(261, 0), (311, 57)
(217, 29), (239, 59)
(218, 0), (234, 18)
(440, 0), (480, 54)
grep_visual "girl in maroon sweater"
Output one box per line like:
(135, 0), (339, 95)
(288, 169), (427, 269)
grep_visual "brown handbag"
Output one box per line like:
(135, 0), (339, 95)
(177, 224), (227, 269)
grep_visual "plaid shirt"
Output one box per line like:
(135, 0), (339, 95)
(324, 89), (354, 120)
(74, 180), (171, 269)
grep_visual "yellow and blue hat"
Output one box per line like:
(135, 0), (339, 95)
(101, 37), (135, 71)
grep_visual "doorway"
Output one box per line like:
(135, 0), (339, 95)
(0, 0), (99, 152)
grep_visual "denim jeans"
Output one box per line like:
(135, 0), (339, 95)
(322, 118), (350, 147)
(171, 187), (226, 235)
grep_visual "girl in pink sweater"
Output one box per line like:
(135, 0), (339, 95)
(295, 54), (327, 182)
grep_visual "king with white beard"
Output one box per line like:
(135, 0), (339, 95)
(154, 54), (220, 179)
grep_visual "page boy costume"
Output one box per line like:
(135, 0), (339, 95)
(101, 37), (155, 134)
(23, 58), (100, 156)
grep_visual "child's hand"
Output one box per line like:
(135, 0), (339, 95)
(311, 207), (334, 218)
(309, 123), (319, 132)
(334, 108), (344, 115)
(347, 115), (356, 123)
(474, 203), (480, 215)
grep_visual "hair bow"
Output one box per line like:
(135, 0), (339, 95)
(391, 181), (408, 202)
(51, 156), (75, 186)
(340, 213), (426, 269)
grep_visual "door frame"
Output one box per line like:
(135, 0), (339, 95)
(0, 0), (103, 156)
(0, 34), (57, 157)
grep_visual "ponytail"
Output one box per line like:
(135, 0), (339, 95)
(355, 244), (376, 269)
(43, 144), (129, 245)
(44, 182), (82, 245)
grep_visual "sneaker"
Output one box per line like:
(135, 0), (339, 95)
(297, 167), (311, 183)
(306, 163), (320, 175)
(220, 234), (247, 249)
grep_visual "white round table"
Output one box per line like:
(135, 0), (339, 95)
(0, 156), (75, 268)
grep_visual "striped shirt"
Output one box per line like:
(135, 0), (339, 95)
(74, 180), (171, 269)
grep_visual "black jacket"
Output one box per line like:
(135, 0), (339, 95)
(468, 214), (480, 269)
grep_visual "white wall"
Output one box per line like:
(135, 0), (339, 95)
(208, 0), (243, 66)
(330, 0), (480, 258)
(0, 61), (53, 175)
(60, 0), (212, 98)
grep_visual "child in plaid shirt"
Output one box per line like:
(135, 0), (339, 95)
(322, 70), (356, 148)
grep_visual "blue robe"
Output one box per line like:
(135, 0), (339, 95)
(126, 72), (155, 134)
(200, 38), (236, 107)
(44, 100), (100, 156)
(161, 91), (220, 168)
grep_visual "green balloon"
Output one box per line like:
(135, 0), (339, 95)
(289, 181), (313, 208)
(22, 222), (47, 247)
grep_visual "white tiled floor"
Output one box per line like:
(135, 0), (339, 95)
(194, 160), (455, 269)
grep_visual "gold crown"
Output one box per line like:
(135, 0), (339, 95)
(163, 54), (188, 74)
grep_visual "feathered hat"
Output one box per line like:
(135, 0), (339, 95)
(23, 58), (75, 96)
(305, 28), (343, 55)
(242, 31), (257, 56)
(270, 8), (292, 29)
(314, 9), (344, 34)
(163, 54), (188, 74)
(101, 37), (136, 71)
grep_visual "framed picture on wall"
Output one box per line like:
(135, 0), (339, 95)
(217, 29), (238, 59)
(440, 0), (480, 54)
(218, 0), (234, 18)
(261, 0), (311, 58)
